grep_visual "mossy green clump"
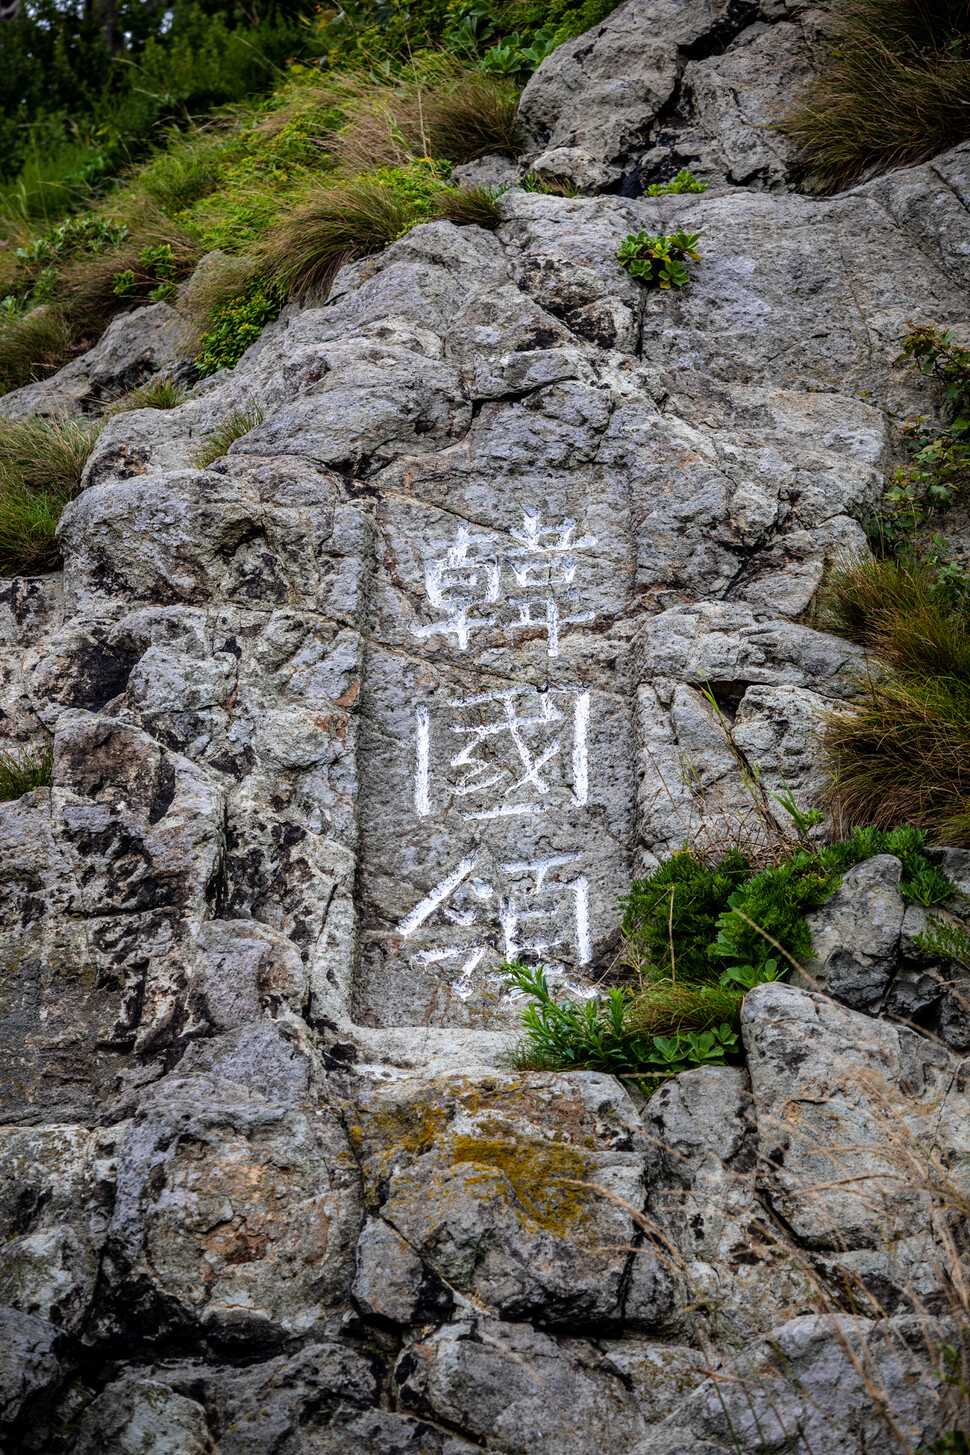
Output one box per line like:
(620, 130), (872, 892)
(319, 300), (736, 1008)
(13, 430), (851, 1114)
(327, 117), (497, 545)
(195, 281), (287, 378)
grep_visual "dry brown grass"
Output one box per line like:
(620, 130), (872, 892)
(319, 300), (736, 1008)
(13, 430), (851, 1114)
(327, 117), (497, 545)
(777, 0), (970, 192)
(323, 66), (521, 174)
(819, 556), (970, 844)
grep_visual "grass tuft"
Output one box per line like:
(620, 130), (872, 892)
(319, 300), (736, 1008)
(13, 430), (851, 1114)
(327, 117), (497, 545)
(0, 308), (80, 396)
(431, 184), (504, 229)
(0, 414), (101, 575)
(104, 375), (186, 415)
(193, 404), (264, 468)
(777, 0), (970, 193)
(0, 741), (53, 801)
(820, 555), (970, 844)
(260, 175), (417, 298)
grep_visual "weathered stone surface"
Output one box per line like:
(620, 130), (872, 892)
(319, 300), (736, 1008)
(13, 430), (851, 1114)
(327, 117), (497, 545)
(347, 1070), (671, 1327)
(742, 983), (967, 1249)
(395, 1316), (651, 1454)
(0, 1306), (64, 1429)
(98, 1074), (362, 1350)
(643, 1066), (814, 1339)
(648, 1313), (945, 1455)
(516, 0), (819, 192)
(801, 854), (908, 1010)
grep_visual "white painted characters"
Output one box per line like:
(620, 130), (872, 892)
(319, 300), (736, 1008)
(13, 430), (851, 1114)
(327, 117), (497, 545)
(413, 685), (591, 820)
(411, 508), (596, 656)
(399, 849), (592, 975)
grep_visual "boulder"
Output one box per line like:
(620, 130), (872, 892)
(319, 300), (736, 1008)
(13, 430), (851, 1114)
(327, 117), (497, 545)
(742, 982), (968, 1250)
(800, 854), (907, 1010)
(516, 0), (818, 191)
(347, 1070), (672, 1327)
(0, 1307), (63, 1429)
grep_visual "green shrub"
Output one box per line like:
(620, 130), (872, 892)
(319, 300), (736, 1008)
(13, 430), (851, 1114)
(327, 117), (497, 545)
(880, 324), (970, 541)
(0, 741), (53, 801)
(620, 849), (752, 982)
(509, 825), (953, 1078)
(616, 228), (702, 289)
(916, 915), (970, 968)
(0, 413), (101, 575)
(776, 0), (970, 193)
(504, 960), (742, 1081)
(193, 404), (264, 468)
(644, 167), (707, 196)
(312, 0), (621, 74)
(195, 279), (286, 378)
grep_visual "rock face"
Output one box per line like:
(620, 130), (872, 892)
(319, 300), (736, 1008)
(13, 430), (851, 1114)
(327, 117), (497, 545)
(516, 0), (822, 192)
(2, 2), (970, 1447)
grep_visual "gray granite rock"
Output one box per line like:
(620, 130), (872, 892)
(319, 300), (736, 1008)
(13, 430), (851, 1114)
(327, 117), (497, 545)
(0, 29), (969, 1449)
(800, 854), (908, 1010)
(516, 0), (820, 192)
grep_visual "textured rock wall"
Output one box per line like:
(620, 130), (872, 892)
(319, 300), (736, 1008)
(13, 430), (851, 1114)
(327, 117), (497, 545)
(2, 1), (970, 1446)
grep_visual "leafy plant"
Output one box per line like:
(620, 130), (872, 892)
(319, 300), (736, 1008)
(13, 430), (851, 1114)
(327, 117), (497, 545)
(620, 848), (752, 982)
(901, 860), (957, 906)
(916, 916), (970, 970)
(195, 279), (286, 379)
(616, 228), (702, 289)
(505, 960), (742, 1080)
(719, 958), (785, 990)
(644, 167), (707, 196)
(0, 741), (53, 802)
(193, 405), (264, 468)
(113, 243), (179, 303)
(645, 1024), (739, 1070)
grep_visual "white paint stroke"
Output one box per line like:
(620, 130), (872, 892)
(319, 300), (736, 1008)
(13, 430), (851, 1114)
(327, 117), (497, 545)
(415, 705), (431, 817)
(573, 876), (592, 964)
(572, 691), (590, 806)
(462, 803), (541, 821)
(399, 853), (478, 938)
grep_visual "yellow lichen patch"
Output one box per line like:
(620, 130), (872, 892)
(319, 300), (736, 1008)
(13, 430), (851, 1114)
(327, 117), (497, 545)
(449, 1136), (593, 1235)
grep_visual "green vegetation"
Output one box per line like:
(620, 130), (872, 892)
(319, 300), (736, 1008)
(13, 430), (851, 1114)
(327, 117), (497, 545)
(0, 739), (53, 800)
(818, 323), (970, 845)
(644, 167), (707, 196)
(777, 0), (970, 193)
(917, 915), (970, 968)
(0, 2), (321, 226)
(881, 325), (970, 543)
(616, 228), (702, 289)
(193, 404), (265, 468)
(105, 376), (187, 415)
(0, 0), (588, 400)
(195, 280), (288, 378)
(0, 414), (101, 574)
(508, 825), (953, 1080)
(821, 558), (970, 844)
(311, 0), (620, 74)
